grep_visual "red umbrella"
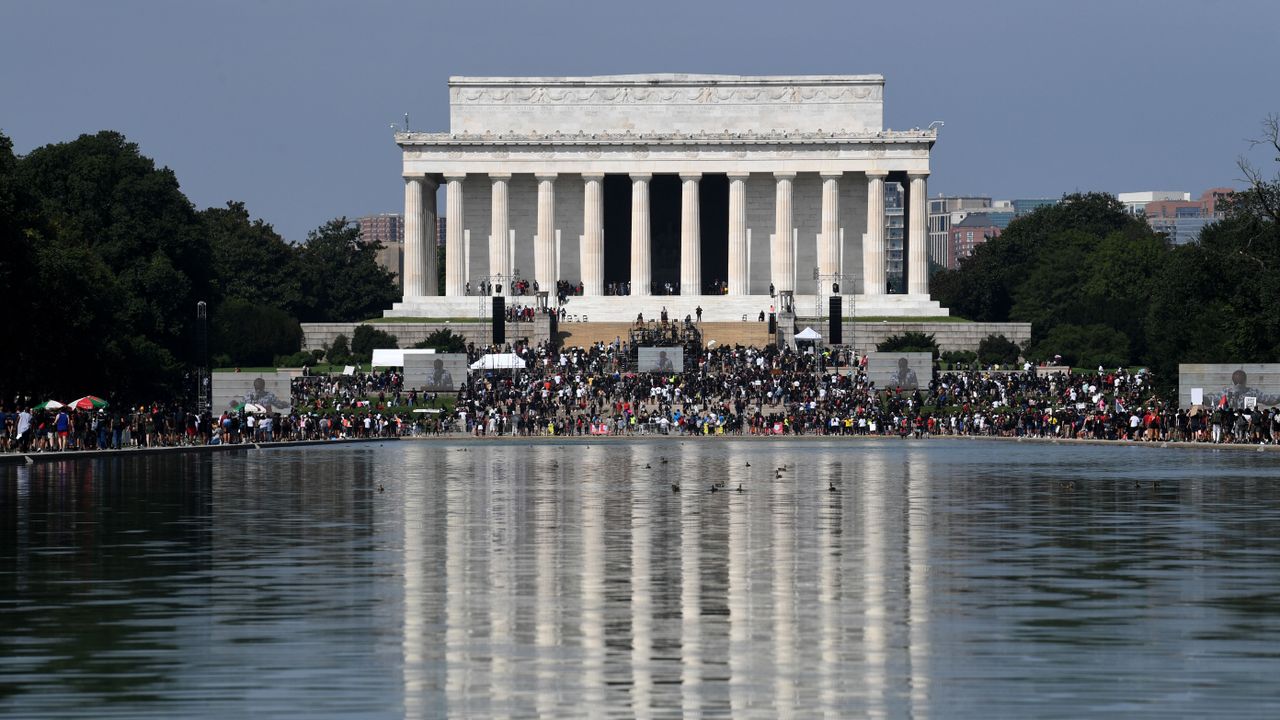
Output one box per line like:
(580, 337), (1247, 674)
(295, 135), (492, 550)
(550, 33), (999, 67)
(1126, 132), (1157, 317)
(71, 395), (109, 411)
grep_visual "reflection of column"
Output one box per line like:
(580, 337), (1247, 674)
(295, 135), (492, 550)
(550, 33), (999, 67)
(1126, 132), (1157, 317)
(773, 172), (795, 294)
(819, 172), (841, 285)
(680, 486), (702, 717)
(728, 468), (749, 715)
(680, 173), (702, 296)
(631, 472), (652, 714)
(631, 173), (652, 296)
(727, 172), (749, 295)
(445, 174), (465, 296)
(820, 459), (842, 716)
(403, 462), (427, 719)
(535, 471), (557, 718)
(489, 173), (510, 295)
(536, 174), (557, 292)
(907, 449), (931, 717)
(863, 170), (888, 295)
(773, 475), (795, 716)
(445, 479), (467, 711)
(908, 172), (930, 295)
(581, 464), (606, 707)
(862, 451), (888, 716)
(489, 469), (513, 714)
(582, 173), (605, 296)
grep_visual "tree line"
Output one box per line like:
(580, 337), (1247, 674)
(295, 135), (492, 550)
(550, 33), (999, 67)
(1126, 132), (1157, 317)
(931, 116), (1280, 395)
(0, 130), (399, 403)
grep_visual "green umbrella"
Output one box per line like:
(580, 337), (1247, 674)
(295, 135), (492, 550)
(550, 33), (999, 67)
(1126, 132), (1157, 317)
(34, 400), (65, 411)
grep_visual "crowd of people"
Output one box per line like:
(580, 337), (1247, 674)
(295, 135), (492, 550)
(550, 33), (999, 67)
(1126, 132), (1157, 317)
(451, 341), (1280, 444)
(5, 341), (1280, 454)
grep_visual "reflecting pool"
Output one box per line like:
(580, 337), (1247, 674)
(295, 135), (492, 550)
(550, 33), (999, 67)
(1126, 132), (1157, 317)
(3, 439), (1280, 718)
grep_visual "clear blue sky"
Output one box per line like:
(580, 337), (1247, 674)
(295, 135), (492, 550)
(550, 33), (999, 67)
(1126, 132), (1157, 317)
(3, 0), (1275, 241)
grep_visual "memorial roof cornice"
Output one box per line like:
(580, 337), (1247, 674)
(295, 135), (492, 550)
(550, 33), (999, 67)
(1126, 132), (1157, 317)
(395, 129), (936, 147)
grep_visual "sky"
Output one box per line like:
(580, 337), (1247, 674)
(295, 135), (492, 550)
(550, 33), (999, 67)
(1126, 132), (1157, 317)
(3, 0), (1276, 242)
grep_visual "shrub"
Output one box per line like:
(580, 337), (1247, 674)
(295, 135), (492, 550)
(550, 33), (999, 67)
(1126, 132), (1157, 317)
(351, 324), (399, 362)
(211, 298), (302, 367)
(941, 350), (977, 368)
(1031, 323), (1130, 369)
(412, 328), (467, 353)
(876, 331), (939, 359)
(327, 334), (351, 365)
(977, 334), (1021, 366)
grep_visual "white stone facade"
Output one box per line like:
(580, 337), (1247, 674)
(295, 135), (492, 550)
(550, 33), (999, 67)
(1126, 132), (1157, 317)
(389, 74), (945, 321)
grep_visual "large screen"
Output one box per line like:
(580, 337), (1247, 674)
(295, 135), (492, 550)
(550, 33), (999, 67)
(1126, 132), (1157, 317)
(405, 353), (468, 392)
(637, 347), (684, 373)
(1179, 363), (1280, 409)
(212, 371), (293, 414)
(865, 352), (932, 390)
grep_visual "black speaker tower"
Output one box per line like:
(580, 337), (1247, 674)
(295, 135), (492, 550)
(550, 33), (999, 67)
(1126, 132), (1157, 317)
(829, 297), (843, 344)
(492, 296), (505, 345)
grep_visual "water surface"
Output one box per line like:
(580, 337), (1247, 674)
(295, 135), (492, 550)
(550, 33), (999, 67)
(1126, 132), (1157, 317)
(3, 440), (1280, 718)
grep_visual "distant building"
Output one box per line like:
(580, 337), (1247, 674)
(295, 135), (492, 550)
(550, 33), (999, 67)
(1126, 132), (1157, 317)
(1116, 191), (1190, 216)
(949, 214), (1003, 266)
(1012, 198), (1057, 217)
(928, 196), (991, 270)
(357, 213), (405, 286)
(1141, 187), (1233, 245)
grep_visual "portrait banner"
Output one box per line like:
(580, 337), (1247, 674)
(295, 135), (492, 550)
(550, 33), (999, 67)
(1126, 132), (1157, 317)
(405, 353), (468, 393)
(865, 352), (932, 390)
(1179, 364), (1280, 410)
(212, 371), (293, 414)
(638, 347), (683, 373)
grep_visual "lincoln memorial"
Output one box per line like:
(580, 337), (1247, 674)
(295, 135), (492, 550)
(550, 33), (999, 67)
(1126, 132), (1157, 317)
(385, 74), (947, 321)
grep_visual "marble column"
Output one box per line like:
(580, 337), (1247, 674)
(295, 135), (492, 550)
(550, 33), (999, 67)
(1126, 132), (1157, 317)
(489, 173), (510, 295)
(908, 172), (930, 296)
(680, 173), (701, 296)
(630, 173), (651, 297)
(402, 176), (425, 300)
(444, 174), (465, 297)
(727, 172), (749, 295)
(772, 172), (795, 294)
(863, 170), (888, 296)
(535, 174), (557, 294)
(582, 173), (605, 296)
(820, 172), (841, 289)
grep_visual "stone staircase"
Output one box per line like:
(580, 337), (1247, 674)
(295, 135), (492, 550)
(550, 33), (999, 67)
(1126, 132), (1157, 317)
(557, 321), (775, 349)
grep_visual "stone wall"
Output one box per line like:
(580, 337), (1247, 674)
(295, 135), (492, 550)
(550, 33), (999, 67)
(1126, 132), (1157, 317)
(838, 321), (1032, 353)
(301, 320), (550, 352)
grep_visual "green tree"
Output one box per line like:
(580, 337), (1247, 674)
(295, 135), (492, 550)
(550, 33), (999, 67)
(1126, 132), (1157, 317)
(1031, 323), (1130, 369)
(876, 331), (939, 358)
(0, 133), (44, 400)
(412, 328), (467, 353)
(16, 131), (211, 399)
(977, 335), (1021, 366)
(295, 218), (399, 322)
(203, 201), (302, 313)
(351, 324), (399, 362)
(211, 298), (302, 367)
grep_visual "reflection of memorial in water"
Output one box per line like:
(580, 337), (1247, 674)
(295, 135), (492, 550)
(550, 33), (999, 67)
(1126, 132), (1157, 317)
(397, 441), (941, 716)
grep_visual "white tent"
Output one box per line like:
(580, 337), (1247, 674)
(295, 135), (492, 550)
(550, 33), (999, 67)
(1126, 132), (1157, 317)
(371, 348), (436, 368)
(470, 353), (527, 370)
(795, 326), (823, 341)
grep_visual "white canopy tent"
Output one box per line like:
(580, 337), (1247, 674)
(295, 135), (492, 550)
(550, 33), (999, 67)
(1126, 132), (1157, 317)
(371, 348), (436, 368)
(795, 326), (823, 341)
(470, 353), (527, 370)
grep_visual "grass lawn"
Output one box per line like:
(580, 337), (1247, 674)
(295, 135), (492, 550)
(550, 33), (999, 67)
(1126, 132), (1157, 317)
(852, 316), (972, 323)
